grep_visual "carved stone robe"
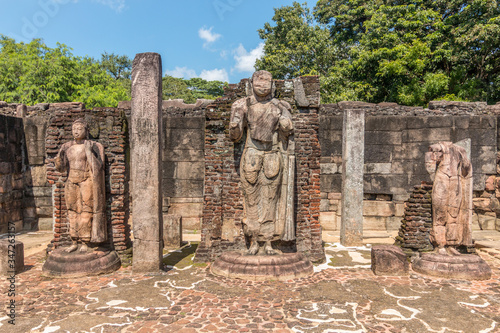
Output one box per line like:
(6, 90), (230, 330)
(230, 95), (295, 242)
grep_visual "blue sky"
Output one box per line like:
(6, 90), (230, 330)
(0, 0), (302, 83)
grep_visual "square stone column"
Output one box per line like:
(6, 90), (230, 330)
(131, 53), (163, 272)
(341, 109), (365, 246)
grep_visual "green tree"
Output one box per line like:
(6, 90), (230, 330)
(258, 1), (500, 105)
(162, 76), (226, 103)
(0, 36), (130, 107)
(255, 2), (338, 79)
(100, 52), (132, 80)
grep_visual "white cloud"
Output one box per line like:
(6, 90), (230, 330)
(165, 67), (197, 79)
(165, 67), (229, 83)
(233, 43), (264, 73)
(200, 69), (229, 82)
(198, 27), (222, 48)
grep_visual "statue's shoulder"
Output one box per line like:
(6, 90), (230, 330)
(90, 140), (104, 149)
(60, 141), (73, 150)
(232, 97), (250, 109)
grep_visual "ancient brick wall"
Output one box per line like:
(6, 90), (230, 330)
(0, 114), (33, 234)
(395, 183), (433, 254)
(45, 108), (130, 253)
(196, 76), (324, 263)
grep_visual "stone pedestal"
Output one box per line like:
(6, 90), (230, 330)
(371, 245), (409, 276)
(211, 251), (313, 281)
(0, 239), (24, 275)
(131, 52), (164, 272)
(42, 247), (121, 278)
(412, 253), (491, 280)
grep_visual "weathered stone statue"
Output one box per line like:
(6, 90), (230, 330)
(413, 141), (490, 280)
(425, 142), (473, 255)
(55, 119), (107, 252)
(229, 70), (295, 255)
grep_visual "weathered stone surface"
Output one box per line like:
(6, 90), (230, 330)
(365, 131), (402, 145)
(319, 212), (337, 231)
(197, 74), (324, 263)
(404, 127), (452, 143)
(54, 119), (108, 252)
(211, 251), (313, 281)
(16, 104), (27, 117)
(163, 214), (182, 248)
(229, 71), (295, 255)
(364, 163), (392, 174)
(293, 77), (310, 107)
(0, 239), (24, 275)
(363, 216), (387, 231)
(426, 142), (473, 252)
(371, 245), (408, 276)
(485, 175), (496, 191)
(341, 109), (364, 246)
(131, 52), (163, 272)
(42, 248), (121, 278)
(412, 253), (491, 280)
(29, 165), (47, 187)
(363, 201), (396, 217)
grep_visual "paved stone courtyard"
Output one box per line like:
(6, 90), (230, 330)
(1, 241), (499, 333)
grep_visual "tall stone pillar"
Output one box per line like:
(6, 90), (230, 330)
(131, 53), (163, 272)
(341, 109), (365, 246)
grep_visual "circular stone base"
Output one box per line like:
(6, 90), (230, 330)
(211, 251), (314, 281)
(412, 253), (491, 280)
(42, 247), (121, 278)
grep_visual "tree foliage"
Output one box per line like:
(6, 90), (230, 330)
(255, 2), (338, 79)
(162, 76), (226, 104)
(0, 36), (131, 107)
(257, 1), (500, 105)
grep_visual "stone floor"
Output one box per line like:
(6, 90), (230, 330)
(1, 236), (499, 333)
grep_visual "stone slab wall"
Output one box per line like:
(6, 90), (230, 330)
(162, 100), (210, 232)
(23, 116), (51, 220)
(195, 76), (324, 263)
(320, 102), (499, 235)
(0, 115), (33, 233)
(45, 108), (130, 253)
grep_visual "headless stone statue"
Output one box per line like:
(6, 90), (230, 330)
(229, 70), (295, 255)
(55, 119), (107, 253)
(425, 142), (473, 255)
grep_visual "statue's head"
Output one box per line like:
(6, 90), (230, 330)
(72, 118), (88, 141)
(425, 143), (447, 181)
(251, 70), (273, 98)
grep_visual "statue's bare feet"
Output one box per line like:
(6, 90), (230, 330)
(79, 244), (88, 252)
(65, 243), (78, 253)
(437, 247), (448, 255)
(448, 247), (461, 256)
(247, 241), (259, 255)
(264, 241), (278, 255)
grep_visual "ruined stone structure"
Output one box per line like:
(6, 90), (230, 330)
(1, 80), (500, 268)
(395, 183), (434, 254)
(44, 106), (130, 255)
(195, 76), (324, 263)
(426, 142), (473, 253)
(319, 107), (498, 238)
